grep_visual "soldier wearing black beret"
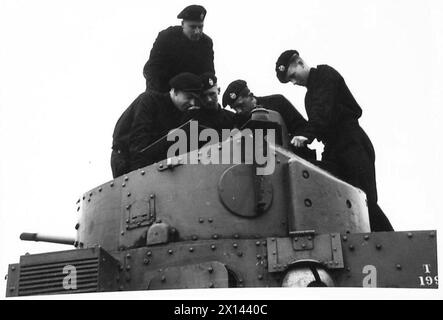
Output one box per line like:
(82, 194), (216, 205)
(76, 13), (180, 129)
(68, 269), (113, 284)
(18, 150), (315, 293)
(275, 49), (393, 232)
(110, 72), (203, 177)
(222, 79), (308, 137)
(143, 5), (215, 93)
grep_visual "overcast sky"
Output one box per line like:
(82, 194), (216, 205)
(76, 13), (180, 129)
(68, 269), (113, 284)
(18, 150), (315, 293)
(1, 0), (442, 299)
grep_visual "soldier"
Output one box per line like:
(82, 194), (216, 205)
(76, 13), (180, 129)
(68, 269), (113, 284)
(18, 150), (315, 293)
(275, 49), (393, 232)
(143, 5), (215, 93)
(195, 72), (237, 132)
(110, 72), (202, 177)
(221, 79), (308, 136)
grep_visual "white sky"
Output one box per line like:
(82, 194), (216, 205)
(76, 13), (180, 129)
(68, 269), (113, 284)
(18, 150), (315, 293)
(1, 0), (442, 299)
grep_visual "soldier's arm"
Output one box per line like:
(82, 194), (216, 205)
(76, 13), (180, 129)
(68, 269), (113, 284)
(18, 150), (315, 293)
(143, 31), (175, 92)
(275, 95), (308, 136)
(129, 98), (159, 170)
(303, 74), (339, 142)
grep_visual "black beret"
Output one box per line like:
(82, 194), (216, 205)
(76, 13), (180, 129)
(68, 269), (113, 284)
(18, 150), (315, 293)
(169, 72), (203, 93)
(200, 72), (217, 91)
(222, 80), (250, 108)
(177, 5), (207, 21)
(275, 49), (299, 83)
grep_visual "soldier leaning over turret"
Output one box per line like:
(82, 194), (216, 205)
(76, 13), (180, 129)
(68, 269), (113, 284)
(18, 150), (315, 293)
(143, 5), (215, 93)
(275, 49), (393, 232)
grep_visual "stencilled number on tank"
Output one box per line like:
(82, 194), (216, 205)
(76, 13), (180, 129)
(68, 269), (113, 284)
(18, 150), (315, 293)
(362, 265), (377, 287)
(418, 264), (438, 287)
(63, 265), (77, 290)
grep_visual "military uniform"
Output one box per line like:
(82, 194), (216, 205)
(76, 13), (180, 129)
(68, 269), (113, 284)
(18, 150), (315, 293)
(143, 26), (214, 93)
(276, 57), (393, 231)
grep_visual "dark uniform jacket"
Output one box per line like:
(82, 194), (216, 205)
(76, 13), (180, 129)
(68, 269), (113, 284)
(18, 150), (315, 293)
(129, 93), (189, 170)
(301, 65), (393, 231)
(191, 106), (237, 132)
(143, 26), (215, 93)
(256, 95), (308, 136)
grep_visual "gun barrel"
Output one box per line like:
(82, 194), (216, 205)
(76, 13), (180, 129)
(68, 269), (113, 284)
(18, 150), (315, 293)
(20, 232), (75, 246)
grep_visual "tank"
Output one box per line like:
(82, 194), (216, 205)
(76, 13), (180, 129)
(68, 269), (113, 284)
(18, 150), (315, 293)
(5, 109), (438, 296)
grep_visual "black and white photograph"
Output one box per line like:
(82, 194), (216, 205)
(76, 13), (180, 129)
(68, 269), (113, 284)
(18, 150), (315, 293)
(0, 0), (442, 301)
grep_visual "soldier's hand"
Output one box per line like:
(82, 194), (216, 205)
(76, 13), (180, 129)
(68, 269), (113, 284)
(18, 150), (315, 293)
(290, 136), (309, 147)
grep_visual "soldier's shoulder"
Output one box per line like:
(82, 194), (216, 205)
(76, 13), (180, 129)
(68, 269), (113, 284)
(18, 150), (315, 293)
(157, 26), (183, 40)
(317, 64), (342, 80)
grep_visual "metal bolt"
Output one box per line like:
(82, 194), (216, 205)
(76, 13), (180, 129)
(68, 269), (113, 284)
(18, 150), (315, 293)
(333, 247), (337, 251)
(294, 237), (298, 242)
(208, 218), (213, 223)
(376, 244), (382, 250)
(429, 232), (435, 238)
(161, 276), (166, 282)
(271, 238), (275, 242)
(150, 194), (154, 199)
(168, 249), (173, 255)
(122, 183), (126, 187)
(212, 234), (219, 240)
(301, 243), (306, 249)
(9, 287), (15, 292)
(343, 236), (348, 241)
(239, 279), (243, 283)
(124, 176), (129, 181)
(126, 254), (131, 259)
(199, 218), (204, 223)
(98, 187), (102, 192)
(256, 254), (261, 259)
(307, 236), (312, 241)
(349, 245), (355, 251)
(255, 241), (261, 246)
(302, 170), (309, 179)
(233, 243), (238, 249)
(210, 245), (216, 251)
(82, 196), (85, 200)
(77, 207), (80, 212)
(346, 267), (351, 272)
(126, 205), (131, 210)
(189, 247), (194, 253)
(208, 267), (214, 273)
(141, 170), (145, 175)
(407, 232), (413, 238)
(87, 199), (91, 202)
(120, 231), (125, 235)
(127, 192), (131, 197)
(209, 283), (214, 288)
(75, 223), (80, 230)
(272, 251), (276, 255)
(396, 264), (402, 270)
(126, 265), (131, 271)
(304, 199), (312, 207)
(110, 182), (114, 187)
(258, 274), (263, 280)
(146, 251), (152, 257)
(364, 235), (369, 240)
(143, 259), (150, 265)
(11, 266), (16, 271)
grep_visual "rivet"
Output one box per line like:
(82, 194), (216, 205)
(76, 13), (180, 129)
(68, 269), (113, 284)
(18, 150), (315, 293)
(255, 241), (261, 246)
(161, 276), (166, 282)
(256, 254), (261, 259)
(189, 247), (194, 252)
(192, 235), (198, 241)
(127, 192), (131, 197)
(141, 170), (145, 175)
(262, 241), (267, 246)
(82, 196), (85, 200)
(233, 243), (238, 249)
(75, 223), (80, 230)
(304, 199), (312, 207)
(208, 218), (213, 223)
(396, 264), (402, 270)
(237, 252), (243, 257)
(124, 176), (129, 181)
(343, 236), (348, 241)
(171, 228), (176, 234)
(407, 232), (413, 238)
(429, 232), (435, 238)
(126, 265), (131, 271)
(120, 231), (125, 235)
(168, 249), (173, 255)
(98, 187), (102, 192)
(346, 267), (351, 272)
(239, 279), (243, 283)
(333, 247), (337, 251)
(208, 267), (214, 273)
(76, 199), (80, 204)
(349, 245), (354, 251)
(11, 266), (16, 271)
(89, 192), (93, 197)
(126, 205), (131, 210)
(302, 170), (309, 179)
(110, 182), (114, 187)
(307, 236), (312, 240)
(294, 237), (298, 242)
(126, 254), (131, 259)
(119, 265), (124, 271)
(376, 244), (382, 250)
(9, 287), (15, 292)
(122, 183), (126, 187)
(364, 235), (369, 240)
(335, 261), (339, 266)
(272, 251), (276, 255)
(234, 234), (239, 239)
(144, 259), (150, 265)
(199, 218), (204, 223)
(271, 238), (275, 242)
(209, 283), (214, 288)
(77, 207), (80, 212)
(87, 199), (91, 202)
(146, 251), (152, 257)
(301, 243), (306, 248)
(210, 245), (216, 251)
(150, 194), (154, 199)
(258, 275), (263, 280)
(212, 234), (219, 240)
